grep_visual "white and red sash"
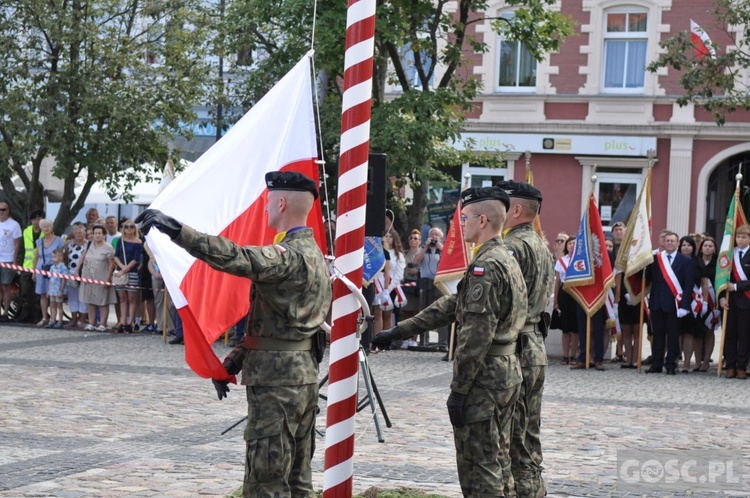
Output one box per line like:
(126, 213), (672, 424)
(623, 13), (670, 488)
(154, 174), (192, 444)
(656, 251), (683, 309)
(374, 273), (394, 311)
(704, 279), (720, 329)
(555, 255), (570, 282)
(732, 248), (750, 299)
(605, 289), (621, 334)
(691, 284), (705, 317)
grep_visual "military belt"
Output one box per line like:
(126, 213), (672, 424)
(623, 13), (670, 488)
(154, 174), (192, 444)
(487, 342), (517, 356)
(244, 336), (313, 351)
(521, 323), (539, 333)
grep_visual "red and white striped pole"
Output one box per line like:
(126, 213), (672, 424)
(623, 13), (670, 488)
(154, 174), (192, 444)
(323, 0), (376, 496)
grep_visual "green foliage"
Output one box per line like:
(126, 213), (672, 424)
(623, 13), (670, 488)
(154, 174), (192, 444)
(218, 0), (572, 231)
(0, 0), (213, 229)
(647, 0), (750, 125)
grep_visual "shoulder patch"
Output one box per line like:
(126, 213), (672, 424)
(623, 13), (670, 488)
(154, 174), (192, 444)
(471, 283), (484, 301)
(261, 246), (278, 259)
(473, 267), (484, 276)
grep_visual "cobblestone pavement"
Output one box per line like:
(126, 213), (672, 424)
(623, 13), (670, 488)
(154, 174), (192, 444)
(1, 324), (749, 497)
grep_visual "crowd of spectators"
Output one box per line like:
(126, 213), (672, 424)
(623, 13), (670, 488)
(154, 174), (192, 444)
(0, 205), (176, 337)
(551, 223), (740, 377)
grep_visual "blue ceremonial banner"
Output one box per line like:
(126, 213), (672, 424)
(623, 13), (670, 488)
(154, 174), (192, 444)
(565, 207), (595, 287)
(362, 236), (385, 283)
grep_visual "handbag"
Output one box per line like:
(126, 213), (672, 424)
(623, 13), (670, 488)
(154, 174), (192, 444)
(41, 243), (52, 272)
(112, 239), (130, 286)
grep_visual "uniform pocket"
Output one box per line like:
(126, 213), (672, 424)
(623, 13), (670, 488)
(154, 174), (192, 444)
(244, 417), (285, 482)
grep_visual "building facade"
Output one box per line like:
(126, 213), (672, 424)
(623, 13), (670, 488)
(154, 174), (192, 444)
(448, 0), (750, 241)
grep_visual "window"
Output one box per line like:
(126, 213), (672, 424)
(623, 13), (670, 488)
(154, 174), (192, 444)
(603, 10), (648, 92)
(398, 41), (434, 91)
(497, 13), (536, 91)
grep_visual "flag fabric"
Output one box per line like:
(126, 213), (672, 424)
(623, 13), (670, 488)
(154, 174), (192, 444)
(525, 167), (543, 237)
(691, 20), (716, 60)
(716, 186), (748, 296)
(615, 168), (653, 302)
(564, 193), (615, 316)
(434, 202), (470, 296)
(159, 158), (175, 193)
(146, 55), (325, 381)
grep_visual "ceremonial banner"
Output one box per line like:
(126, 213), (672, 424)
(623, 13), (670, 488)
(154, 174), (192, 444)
(716, 186), (747, 295)
(564, 193), (615, 316)
(691, 20), (716, 60)
(146, 55), (325, 381)
(362, 236), (385, 284)
(434, 203), (469, 296)
(615, 167), (652, 301)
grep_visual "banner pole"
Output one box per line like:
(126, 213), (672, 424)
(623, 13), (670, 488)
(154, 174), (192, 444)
(718, 294), (729, 377)
(637, 271), (646, 371)
(585, 315), (591, 369)
(323, 0), (377, 496)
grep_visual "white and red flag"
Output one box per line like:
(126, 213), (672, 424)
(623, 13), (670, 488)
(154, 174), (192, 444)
(146, 54), (325, 381)
(690, 20), (716, 60)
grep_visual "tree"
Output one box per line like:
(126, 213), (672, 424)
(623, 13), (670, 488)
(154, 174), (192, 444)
(647, 0), (750, 125)
(221, 0), (572, 235)
(0, 0), (214, 231)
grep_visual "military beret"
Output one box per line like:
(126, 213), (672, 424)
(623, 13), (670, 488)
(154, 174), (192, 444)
(495, 180), (543, 203)
(460, 187), (510, 210)
(265, 171), (319, 200)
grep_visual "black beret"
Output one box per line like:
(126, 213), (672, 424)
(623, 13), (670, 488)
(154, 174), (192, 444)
(460, 187), (510, 210)
(495, 180), (543, 203)
(265, 171), (318, 200)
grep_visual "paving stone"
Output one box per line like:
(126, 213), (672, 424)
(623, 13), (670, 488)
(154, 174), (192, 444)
(2, 326), (750, 497)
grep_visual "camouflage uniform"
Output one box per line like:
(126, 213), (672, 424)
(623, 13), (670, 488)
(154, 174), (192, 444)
(400, 236), (527, 497)
(504, 223), (555, 498)
(175, 225), (332, 498)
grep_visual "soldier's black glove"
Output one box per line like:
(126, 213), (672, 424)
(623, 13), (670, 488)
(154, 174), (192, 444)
(212, 379), (230, 400)
(446, 391), (467, 427)
(135, 209), (182, 239)
(371, 325), (402, 347)
(223, 357), (242, 376)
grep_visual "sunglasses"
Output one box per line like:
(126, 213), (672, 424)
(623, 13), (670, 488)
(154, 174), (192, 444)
(555, 239), (565, 243)
(123, 225), (136, 229)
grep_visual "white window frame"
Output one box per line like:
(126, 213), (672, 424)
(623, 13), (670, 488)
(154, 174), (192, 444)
(601, 7), (649, 94)
(495, 11), (538, 93)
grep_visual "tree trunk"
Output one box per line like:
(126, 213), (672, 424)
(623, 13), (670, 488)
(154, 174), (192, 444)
(406, 177), (429, 236)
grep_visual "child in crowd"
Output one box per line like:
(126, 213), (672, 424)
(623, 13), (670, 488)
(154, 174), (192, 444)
(47, 247), (69, 329)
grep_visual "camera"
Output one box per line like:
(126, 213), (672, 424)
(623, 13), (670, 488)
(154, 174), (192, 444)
(429, 239), (437, 247)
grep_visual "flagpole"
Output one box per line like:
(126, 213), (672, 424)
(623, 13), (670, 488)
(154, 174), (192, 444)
(636, 271), (645, 371)
(718, 297), (728, 377)
(585, 316), (591, 369)
(324, 0), (376, 496)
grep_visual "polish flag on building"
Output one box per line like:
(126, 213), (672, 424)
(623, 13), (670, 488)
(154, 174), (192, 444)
(146, 54), (325, 381)
(690, 20), (716, 60)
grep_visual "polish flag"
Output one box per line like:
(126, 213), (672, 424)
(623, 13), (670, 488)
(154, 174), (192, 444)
(146, 54), (325, 381)
(690, 20), (716, 60)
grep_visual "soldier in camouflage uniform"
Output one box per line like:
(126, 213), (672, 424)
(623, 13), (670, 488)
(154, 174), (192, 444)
(373, 186), (527, 497)
(496, 180), (555, 498)
(136, 171), (331, 498)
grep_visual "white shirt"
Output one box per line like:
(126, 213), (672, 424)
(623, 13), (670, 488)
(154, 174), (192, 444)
(0, 218), (22, 263)
(388, 249), (406, 290)
(106, 231), (121, 243)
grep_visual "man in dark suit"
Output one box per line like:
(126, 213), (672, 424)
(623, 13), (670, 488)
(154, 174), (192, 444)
(646, 231), (694, 375)
(719, 225), (750, 379)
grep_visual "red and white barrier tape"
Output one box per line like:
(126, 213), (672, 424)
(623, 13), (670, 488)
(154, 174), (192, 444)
(0, 262), (162, 291)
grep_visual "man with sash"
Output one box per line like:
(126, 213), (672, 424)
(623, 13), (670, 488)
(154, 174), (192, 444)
(719, 224), (750, 379)
(646, 231), (694, 375)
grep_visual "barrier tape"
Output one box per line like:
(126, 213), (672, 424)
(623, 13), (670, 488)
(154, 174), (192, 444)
(0, 261), (164, 292)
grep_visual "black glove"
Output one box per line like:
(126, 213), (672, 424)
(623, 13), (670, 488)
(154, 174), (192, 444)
(135, 209), (183, 239)
(446, 391), (467, 427)
(371, 325), (402, 347)
(212, 379), (230, 400)
(223, 357), (242, 376)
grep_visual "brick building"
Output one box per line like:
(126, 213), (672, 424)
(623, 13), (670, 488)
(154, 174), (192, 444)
(440, 0), (750, 241)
